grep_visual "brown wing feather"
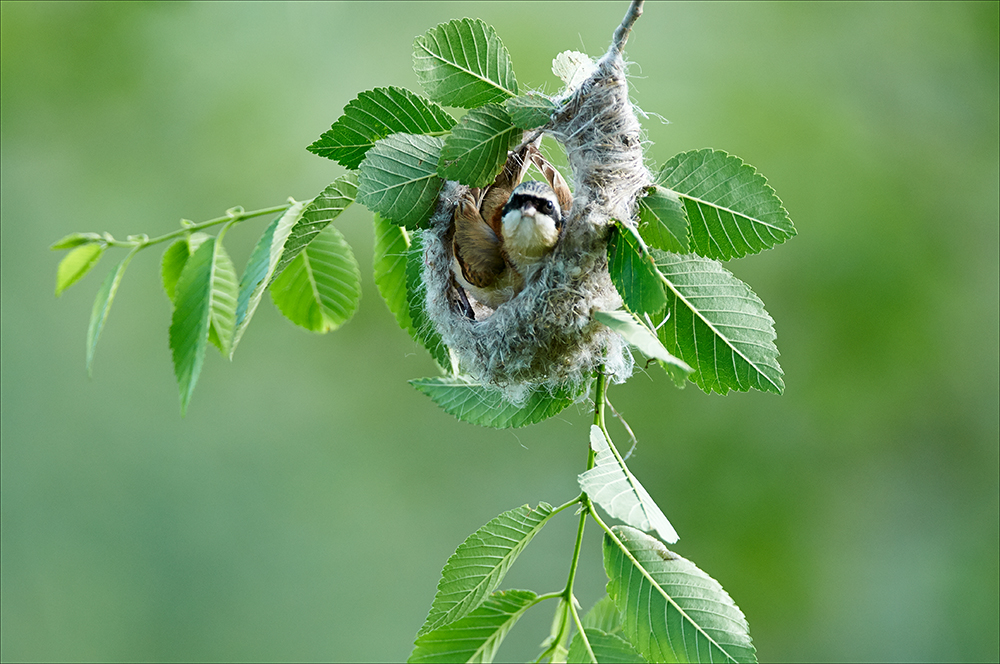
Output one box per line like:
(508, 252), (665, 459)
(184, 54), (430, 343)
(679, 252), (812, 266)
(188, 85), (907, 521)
(481, 143), (533, 235)
(453, 197), (505, 288)
(529, 146), (574, 215)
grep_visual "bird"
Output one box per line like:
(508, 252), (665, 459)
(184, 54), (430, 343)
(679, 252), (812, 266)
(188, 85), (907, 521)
(451, 145), (573, 314)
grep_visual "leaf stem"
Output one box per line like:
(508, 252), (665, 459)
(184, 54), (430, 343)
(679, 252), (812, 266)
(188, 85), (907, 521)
(101, 203), (294, 250)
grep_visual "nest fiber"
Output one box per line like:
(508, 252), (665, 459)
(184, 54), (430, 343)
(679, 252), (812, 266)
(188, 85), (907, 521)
(421, 49), (651, 403)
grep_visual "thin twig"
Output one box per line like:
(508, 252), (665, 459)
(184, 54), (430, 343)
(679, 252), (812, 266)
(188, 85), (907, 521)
(605, 396), (639, 460)
(611, 0), (644, 55)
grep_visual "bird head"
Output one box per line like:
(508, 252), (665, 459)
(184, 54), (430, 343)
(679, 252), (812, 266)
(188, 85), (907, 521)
(500, 180), (564, 263)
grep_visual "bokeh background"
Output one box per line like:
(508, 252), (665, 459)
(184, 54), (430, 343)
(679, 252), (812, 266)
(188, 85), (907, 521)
(2, 2), (997, 662)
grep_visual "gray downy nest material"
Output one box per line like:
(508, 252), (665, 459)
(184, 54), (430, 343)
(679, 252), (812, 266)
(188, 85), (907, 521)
(420, 43), (652, 405)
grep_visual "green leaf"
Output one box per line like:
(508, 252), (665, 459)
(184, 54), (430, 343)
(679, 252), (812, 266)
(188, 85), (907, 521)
(506, 93), (557, 130)
(307, 87), (455, 169)
(581, 596), (622, 635)
(593, 310), (692, 376)
(55, 242), (104, 296)
(657, 149), (794, 260)
(410, 376), (583, 429)
(269, 223), (361, 333)
(405, 231), (452, 371)
(51, 232), (103, 250)
(169, 239), (215, 415)
(373, 214), (413, 332)
(637, 185), (689, 253)
(232, 202), (309, 356)
(419, 503), (555, 636)
(86, 249), (137, 375)
(607, 224), (666, 315)
(654, 251), (784, 395)
(161, 233), (210, 302)
(271, 175), (358, 283)
(413, 18), (518, 109)
(438, 104), (519, 187)
(409, 590), (537, 664)
(357, 133), (444, 229)
(206, 242), (238, 357)
(552, 50), (597, 91)
(580, 425), (679, 544)
(604, 525), (756, 664)
(567, 629), (645, 664)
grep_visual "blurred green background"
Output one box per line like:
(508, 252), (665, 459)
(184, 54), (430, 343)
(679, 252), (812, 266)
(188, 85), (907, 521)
(2, 2), (997, 662)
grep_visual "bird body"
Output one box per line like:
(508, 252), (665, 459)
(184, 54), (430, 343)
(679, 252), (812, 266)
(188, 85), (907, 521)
(451, 145), (572, 314)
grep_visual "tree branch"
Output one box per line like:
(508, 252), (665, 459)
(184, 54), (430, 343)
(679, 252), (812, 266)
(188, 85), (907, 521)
(611, 0), (644, 55)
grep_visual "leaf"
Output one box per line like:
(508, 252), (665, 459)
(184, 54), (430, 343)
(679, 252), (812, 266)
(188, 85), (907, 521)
(419, 503), (555, 636)
(413, 18), (518, 109)
(410, 376), (582, 429)
(604, 526), (756, 664)
(580, 425), (679, 544)
(409, 590), (537, 664)
(269, 223), (361, 333)
(206, 242), (238, 357)
(271, 175), (358, 283)
(232, 201), (309, 356)
(55, 242), (105, 296)
(637, 186), (689, 253)
(607, 224), (666, 315)
(373, 214), (413, 333)
(567, 629), (645, 664)
(552, 50), (597, 91)
(405, 230), (451, 371)
(51, 232), (103, 250)
(438, 104), (519, 187)
(169, 238), (215, 415)
(307, 87), (455, 169)
(654, 251), (784, 395)
(581, 596), (622, 635)
(593, 310), (692, 376)
(657, 149), (795, 260)
(86, 250), (136, 375)
(357, 133), (444, 229)
(506, 93), (557, 130)
(161, 232), (210, 302)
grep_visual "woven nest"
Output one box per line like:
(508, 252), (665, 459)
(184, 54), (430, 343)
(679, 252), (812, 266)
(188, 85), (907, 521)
(420, 48), (652, 405)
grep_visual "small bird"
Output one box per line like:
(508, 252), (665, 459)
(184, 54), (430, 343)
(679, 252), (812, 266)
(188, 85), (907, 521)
(451, 145), (572, 313)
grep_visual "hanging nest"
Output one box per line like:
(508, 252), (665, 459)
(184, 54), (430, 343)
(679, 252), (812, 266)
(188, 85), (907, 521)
(419, 31), (651, 405)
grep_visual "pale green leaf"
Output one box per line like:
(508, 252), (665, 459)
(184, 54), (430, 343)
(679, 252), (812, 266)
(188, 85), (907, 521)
(206, 242), (238, 357)
(419, 503), (555, 636)
(580, 425), (678, 544)
(604, 526), (756, 664)
(581, 596), (622, 635)
(307, 87), (455, 169)
(657, 149), (794, 260)
(405, 230), (451, 371)
(51, 232), (103, 250)
(161, 232), (210, 302)
(637, 185), (689, 253)
(373, 214), (413, 333)
(269, 223), (361, 333)
(86, 250), (136, 375)
(593, 310), (692, 375)
(654, 251), (783, 395)
(607, 224), (666, 315)
(357, 133), (444, 229)
(232, 202), (309, 356)
(169, 239), (215, 415)
(55, 243), (104, 296)
(413, 18), (518, 109)
(271, 175), (358, 282)
(506, 93), (557, 130)
(552, 50), (596, 91)
(409, 590), (537, 664)
(438, 104), (519, 187)
(567, 629), (645, 664)
(410, 376), (582, 429)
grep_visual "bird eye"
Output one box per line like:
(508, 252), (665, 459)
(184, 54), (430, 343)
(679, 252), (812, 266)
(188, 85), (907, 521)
(540, 200), (554, 214)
